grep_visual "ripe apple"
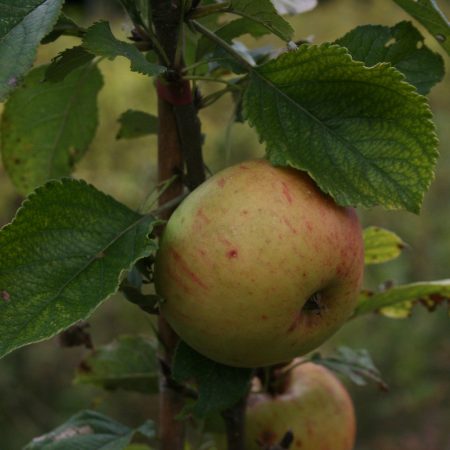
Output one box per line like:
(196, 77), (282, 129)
(243, 361), (356, 450)
(155, 159), (364, 367)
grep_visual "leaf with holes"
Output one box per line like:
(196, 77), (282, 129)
(393, 0), (450, 55)
(0, 0), (64, 100)
(75, 335), (159, 394)
(1, 64), (103, 195)
(24, 410), (154, 450)
(83, 21), (166, 77)
(363, 226), (406, 265)
(336, 21), (445, 94)
(355, 280), (450, 317)
(243, 44), (438, 212)
(0, 179), (157, 359)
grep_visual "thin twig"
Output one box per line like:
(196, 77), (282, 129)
(190, 20), (254, 72)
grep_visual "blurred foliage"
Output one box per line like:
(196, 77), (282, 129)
(0, 0), (449, 449)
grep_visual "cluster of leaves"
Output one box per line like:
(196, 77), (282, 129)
(0, 0), (449, 448)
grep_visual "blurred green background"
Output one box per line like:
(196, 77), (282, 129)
(0, 0), (449, 449)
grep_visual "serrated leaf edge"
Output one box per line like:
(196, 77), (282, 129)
(243, 43), (439, 212)
(0, 178), (157, 358)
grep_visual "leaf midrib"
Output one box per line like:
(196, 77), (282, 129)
(250, 57), (429, 204)
(46, 62), (97, 177)
(0, 0), (47, 40)
(8, 213), (152, 353)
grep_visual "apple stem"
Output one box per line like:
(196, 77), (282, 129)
(222, 395), (248, 450)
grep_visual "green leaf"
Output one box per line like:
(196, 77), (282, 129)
(0, 0), (64, 100)
(45, 47), (96, 82)
(42, 13), (86, 44)
(118, 0), (147, 29)
(196, 18), (270, 60)
(243, 44), (438, 213)
(229, 0), (294, 42)
(310, 346), (388, 390)
(24, 410), (155, 450)
(363, 226), (406, 265)
(1, 64), (103, 195)
(393, 0), (450, 55)
(82, 21), (166, 77)
(172, 341), (252, 418)
(117, 110), (158, 140)
(75, 335), (159, 394)
(355, 280), (450, 317)
(335, 21), (445, 95)
(125, 446), (152, 450)
(0, 179), (157, 359)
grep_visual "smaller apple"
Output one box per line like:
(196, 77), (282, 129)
(243, 361), (356, 450)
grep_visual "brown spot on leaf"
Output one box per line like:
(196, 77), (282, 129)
(1, 290), (10, 302)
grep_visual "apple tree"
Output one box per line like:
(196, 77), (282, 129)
(0, 0), (449, 449)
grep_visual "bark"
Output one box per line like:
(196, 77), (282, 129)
(149, 1), (205, 449)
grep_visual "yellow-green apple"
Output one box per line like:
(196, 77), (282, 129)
(243, 361), (356, 450)
(155, 159), (364, 367)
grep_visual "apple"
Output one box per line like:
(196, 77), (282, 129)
(243, 361), (356, 450)
(155, 159), (364, 367)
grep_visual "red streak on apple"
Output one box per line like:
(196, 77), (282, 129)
(167, 266), (192, 295)
(218, 236), (233, 247)
(281, 181), (293, 204)
(283, 216), (298, 234)
(196, 207), (211, 224)
(170, 249), (208, 290)
(287, 311), (302, 333)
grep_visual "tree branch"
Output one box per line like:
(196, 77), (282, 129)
(222, 396), (247, 450)
(149, 1), (206, 449)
